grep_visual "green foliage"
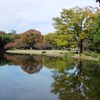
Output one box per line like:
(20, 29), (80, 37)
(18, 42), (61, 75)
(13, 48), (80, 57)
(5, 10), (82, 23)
(92, 16), (100, 52)
(44, 32), (58, 48)
(0, 32), (13, 50)
(44, 32), (75, 49)
(53, 6), (100, 53)
(51, 60), (100, 100)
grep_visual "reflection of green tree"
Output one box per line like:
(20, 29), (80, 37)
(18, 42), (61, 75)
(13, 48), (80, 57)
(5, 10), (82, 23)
(56, 58), (76, 72)
(43, 56), (57, 69)
(0, 53), (12, 66)
(43, 57), (76, 71)
(51, 60), (100, 100)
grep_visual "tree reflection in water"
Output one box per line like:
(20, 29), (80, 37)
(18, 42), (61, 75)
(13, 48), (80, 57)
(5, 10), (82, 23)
(51, 60), (100, 100)
(1, 53), (100, 100)
(4, 54), (43, 74)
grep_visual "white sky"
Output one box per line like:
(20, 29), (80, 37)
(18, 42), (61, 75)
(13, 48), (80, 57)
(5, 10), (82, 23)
(0, 0), (99, 34)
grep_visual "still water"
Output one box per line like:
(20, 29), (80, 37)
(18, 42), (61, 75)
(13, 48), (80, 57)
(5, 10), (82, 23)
(0, 53), (100, 100)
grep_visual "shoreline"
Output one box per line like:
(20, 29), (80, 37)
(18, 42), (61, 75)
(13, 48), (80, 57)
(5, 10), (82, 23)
(6, 50), (99, 61)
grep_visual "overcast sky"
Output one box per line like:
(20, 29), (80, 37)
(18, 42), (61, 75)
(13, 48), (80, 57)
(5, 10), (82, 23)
(0, 0), (99, 34)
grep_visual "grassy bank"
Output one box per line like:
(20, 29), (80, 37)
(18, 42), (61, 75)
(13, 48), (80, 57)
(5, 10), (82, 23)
(6, 50), (100, 61)
(6, 50), (69, 57)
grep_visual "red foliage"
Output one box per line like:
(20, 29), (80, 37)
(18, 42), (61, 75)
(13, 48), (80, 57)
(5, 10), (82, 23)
(4, 42), (15, 49)
(4, 54), (43, 74)
(20, 29), (43, 48)
(4, 29), (44, 49)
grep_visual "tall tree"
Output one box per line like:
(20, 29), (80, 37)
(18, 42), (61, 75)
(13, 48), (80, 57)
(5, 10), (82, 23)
(53, 6), (100, 53)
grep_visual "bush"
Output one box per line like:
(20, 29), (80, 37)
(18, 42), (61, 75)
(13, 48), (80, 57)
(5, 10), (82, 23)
(60, 52), (63, 54)
(42, 51), (46, 54)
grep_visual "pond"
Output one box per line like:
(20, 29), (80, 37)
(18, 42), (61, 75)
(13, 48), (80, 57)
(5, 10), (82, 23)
(0, 53), (100, 100)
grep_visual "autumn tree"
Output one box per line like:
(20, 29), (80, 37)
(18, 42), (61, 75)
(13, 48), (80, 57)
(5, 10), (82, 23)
(20, 29), (43, 49)
(53, 6), (100, 53)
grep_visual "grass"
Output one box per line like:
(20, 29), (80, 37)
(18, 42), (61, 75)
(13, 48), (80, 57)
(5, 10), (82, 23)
(83, 51), (100, 58)
(6, 50), (100, 61)
(64, 51), (74, 58)
(6, 50), (69, 57)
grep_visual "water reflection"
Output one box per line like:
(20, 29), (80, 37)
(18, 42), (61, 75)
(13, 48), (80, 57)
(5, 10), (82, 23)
(4, 54), (43, 74)
(51, 60), (100, 100)
(0, 53), (100, 100)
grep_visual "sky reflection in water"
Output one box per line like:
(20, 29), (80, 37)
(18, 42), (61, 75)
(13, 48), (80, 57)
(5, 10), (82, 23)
(0, 65), (57, 100)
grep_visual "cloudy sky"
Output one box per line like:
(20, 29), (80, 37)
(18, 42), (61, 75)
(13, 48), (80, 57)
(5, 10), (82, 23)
(0, 0), (99, 34)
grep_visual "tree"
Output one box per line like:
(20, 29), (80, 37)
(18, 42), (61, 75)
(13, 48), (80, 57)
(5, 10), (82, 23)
(0, 31), (13, 50)
(4, 54), (43, 74)
(51, 60), (100, 100)
(44, 32), (58, 49)
(44, 32), (75, 49)
(20, 29), (43, 49)
(53, 6), (100, 53)
(91, 15), (100, 52)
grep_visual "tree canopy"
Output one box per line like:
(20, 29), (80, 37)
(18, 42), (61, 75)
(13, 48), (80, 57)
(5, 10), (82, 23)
(4, 29), (43, 50)
(20, 29), (43, 49)
(53, 6), (100, 53)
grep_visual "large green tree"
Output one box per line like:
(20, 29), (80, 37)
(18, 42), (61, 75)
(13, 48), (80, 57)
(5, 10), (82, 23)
(53, 6), (100, 53)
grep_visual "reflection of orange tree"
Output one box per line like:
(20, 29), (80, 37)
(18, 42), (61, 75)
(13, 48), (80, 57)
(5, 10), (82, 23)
(4, 54), (43, 74)
(51, 60), (100, 100)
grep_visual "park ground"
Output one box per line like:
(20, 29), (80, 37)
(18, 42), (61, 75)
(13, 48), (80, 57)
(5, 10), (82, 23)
(6, 50), (100, 61)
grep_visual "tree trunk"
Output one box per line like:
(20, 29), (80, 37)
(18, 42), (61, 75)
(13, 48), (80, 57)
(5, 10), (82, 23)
(73, 60), (83, 76)
(30, 47), (32, 50)
(79, 40), (83, 54)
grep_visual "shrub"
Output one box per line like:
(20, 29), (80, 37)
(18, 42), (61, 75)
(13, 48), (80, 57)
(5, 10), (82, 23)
(60, 52), (63, 54)
(42, 51), (46, 54)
